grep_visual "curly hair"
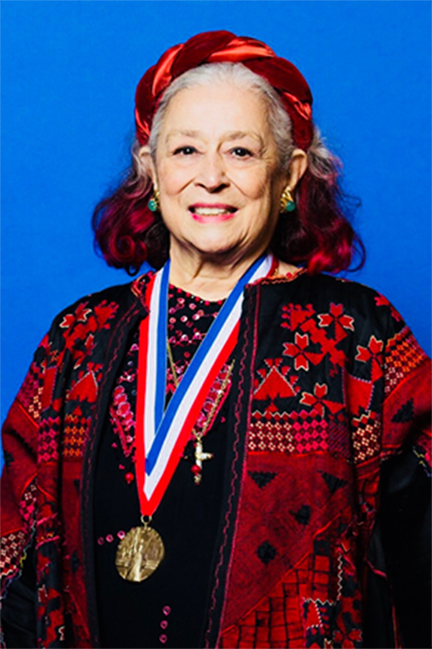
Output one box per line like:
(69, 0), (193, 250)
(92, 63), (364, 275)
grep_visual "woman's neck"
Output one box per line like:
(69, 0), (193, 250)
(168, 248), (269, 301)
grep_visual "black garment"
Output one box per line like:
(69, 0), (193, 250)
(0, 544), (37, 648)
(94, 288), (229, 649)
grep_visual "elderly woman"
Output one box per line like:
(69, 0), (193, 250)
(1, 31), (430, 649)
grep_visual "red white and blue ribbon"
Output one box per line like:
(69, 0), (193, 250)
(135, 253), (275, 516)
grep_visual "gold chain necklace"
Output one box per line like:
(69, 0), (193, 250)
(167, 338), (234, 485)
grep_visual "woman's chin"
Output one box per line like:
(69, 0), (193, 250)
(188, 236), (244, 260)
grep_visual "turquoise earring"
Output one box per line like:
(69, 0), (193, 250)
(148, 189), (160, 212)
(280, 188), (296, 213)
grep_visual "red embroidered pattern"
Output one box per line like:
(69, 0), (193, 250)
(38, 416), (61, 463)
(384, 326), (427, 396)
(300, 382), (344, 418)
(1, 529), (29, 580)
(59, 300), (119, 369)
(351, 410), (381, 463)
(63, 407), (92, 459)
(281, 302), (351, 372)
(1, 481), (36, 584)
(17, 358), (45, 422)
(220, 526), (363, 648)
(249, 409), (329, 454)
(254, 358), (300, 400)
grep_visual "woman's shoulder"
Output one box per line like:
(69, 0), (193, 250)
(47, 272), (154, 338)
(263, 269), (407, 337)
(269, 267), (383, 302)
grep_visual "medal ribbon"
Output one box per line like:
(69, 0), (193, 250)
(135, 253), (275, 516)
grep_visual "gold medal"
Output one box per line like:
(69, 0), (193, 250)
(115, 517), (165, 582)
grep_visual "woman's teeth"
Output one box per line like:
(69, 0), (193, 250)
(191, 207), (236, 216)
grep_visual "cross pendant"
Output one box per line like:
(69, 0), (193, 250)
(192, 437), (213, 485)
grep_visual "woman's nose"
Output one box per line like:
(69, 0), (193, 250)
(195, 152), (228, 191)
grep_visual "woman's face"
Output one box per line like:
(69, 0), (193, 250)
(149, 81), (290, 265)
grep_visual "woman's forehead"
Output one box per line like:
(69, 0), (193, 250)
(158, 82), (272, 139)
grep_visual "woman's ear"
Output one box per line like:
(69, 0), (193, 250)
(286, 148), (308, 192)
(138, 145), (158, 188)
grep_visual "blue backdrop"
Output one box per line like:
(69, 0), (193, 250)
(2, 1), (431, 425)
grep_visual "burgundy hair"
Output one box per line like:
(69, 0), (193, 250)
(92, 151), (364, 276)
(271, 168), (364, 275)
(92, 169), (168, 274)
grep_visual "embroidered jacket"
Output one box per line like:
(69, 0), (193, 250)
(1, 271), (430, 648)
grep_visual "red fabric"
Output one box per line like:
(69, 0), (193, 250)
(135, 30), (313, 150)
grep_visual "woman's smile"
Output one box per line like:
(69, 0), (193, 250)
(189, 203), (238, 223)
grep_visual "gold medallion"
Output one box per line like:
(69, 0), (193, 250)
(115, 523), (165, 582)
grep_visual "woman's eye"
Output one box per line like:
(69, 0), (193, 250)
(173, 146), (197, 156)
(231, 147), (253, 158)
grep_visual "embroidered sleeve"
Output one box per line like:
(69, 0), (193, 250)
(380, 299), (431, 464)
(375, 297), (431, 648)
(1, 334), (49, 596)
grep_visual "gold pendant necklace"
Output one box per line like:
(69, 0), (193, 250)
(116, 515), (165, 582)
(167, 338), (234, 485)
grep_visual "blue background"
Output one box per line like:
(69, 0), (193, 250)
(2, 1), (431, 424)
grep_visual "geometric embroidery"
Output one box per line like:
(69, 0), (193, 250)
(39, 416), (61, 463)
(327, 415), (352, 461)
(249, 408), (329, 454)
(1, 481), (36, 580)
(302, 542), (363, 648)
(63, 407), (91, 459)
(17, 359), (44, 422)
(219, 527), (363, 649)
(257, 541), (277, 565)
(0, 529), (29, 579)
(249, 471), (277, 488)
(254, 358), (299, 399)
(320, 471), (347, 494)
(20, 480), (37, 527)
(351, 410), (381, 463)
(385, 326), (427, 396)
(392, 398), (414, 423)
(291, 504), (311, 525)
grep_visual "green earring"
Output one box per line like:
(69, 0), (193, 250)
(280, 188), (296, 213)
(148, 189), (160, 212)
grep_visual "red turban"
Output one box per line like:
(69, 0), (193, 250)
(135, 30), (313, 150)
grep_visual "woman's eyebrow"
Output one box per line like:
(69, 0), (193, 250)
(166, 130), (264, 143)
(166, 129), (201, 141)
(223, 130), (263, 144)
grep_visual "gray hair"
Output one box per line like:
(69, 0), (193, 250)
(148, 62), (295, 171)
(133, 62), (341, 189)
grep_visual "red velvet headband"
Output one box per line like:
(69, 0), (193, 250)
(135, 30), (313, 150)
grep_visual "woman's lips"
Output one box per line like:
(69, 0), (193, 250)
(189, 204), (238, 223)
